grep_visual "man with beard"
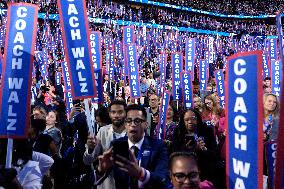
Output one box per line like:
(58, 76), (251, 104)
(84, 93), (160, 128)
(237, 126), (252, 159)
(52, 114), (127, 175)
(83, 100), (127, 189)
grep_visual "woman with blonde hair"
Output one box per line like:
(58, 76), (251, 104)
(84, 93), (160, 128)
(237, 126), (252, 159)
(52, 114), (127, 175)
(263, 93), (279, 142)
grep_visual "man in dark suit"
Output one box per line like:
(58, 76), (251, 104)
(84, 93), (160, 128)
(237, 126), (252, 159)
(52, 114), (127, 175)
(97, 104), (169, 189)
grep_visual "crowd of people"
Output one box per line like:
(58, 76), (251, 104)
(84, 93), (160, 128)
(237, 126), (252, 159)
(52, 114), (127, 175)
(0, 0), (281, 189)
(155, 0), (284, 16)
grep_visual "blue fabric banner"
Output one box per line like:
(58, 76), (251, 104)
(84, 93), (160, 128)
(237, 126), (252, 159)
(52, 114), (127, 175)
(226, 51), (263, 189)
(123, 26), (135, 45)
(265, 142), (277, 189)
(269, 38), (277, 61)
(62, 61), (73, 117)
(126, 44), (141, 98)
(159, 53), (167, 94)
(199, 60), (208, 91)
(271, 60), (282, 97)
(109, 50), (115, 81)
(157, 90), (171, 139)
(180, 71), (193, 108)
(275, 14), (284, 189)
(55, 72), (61, 86)
(262, 52), (270, 78)
(90, 31), (103, 103)
(215, 70), (225, 108)
(0, 3), (38, 138)
(185, 38), (195, 80)
(57, 0), (97, 99)
(171, 52), (183, 100)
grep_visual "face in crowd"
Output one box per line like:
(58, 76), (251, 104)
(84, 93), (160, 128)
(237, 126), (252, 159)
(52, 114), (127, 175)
(46, 111), (57, 127)
(204, 97), (214, 111)
(193, 97), (202, 110)
(170, 154), (201, 189)
(109, 104), (126, 128)
(149, 94), (159, 109)
(33, 107), (47, 120)
(125, 109), (148, 143)
(263, 94), (277, 113)
(184, 110), (198, 133)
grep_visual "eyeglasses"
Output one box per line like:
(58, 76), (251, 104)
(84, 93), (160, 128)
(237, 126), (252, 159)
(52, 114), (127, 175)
(172, 172), (199, 183)
(125, 118), (145, 125)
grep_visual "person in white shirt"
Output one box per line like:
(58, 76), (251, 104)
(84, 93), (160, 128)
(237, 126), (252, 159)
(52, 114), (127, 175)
(83, 100), (127, 189)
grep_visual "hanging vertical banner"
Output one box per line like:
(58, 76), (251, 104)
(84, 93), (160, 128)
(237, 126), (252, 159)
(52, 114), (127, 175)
(208, 37), (214, 64)
(262, 52), (270, 78)
(215, 70), (225, 108)
(269, 38), (277, 61)
(171, 52), (183, 100)
(0, 3), (38, 138)
(62, 61), (73, 116)
(271, 60), (282, 97)
(185, 38), (195, 80)
(265, 142), (277, 189)
(180, 71), (193, 109)
(109, 49), (115, 81)
(225, 51), (263, 189)
(126, 43), (141, 98)
(55, 72), (61, 86)
(90, 31), (103, 103)
(277, 14), (284, 66)
(159, 53), (167, 94)
(157, 90), (171, 140)
(57, 0), (96, 99)
(199, 60), (208, 91)
(123, 26), (134, 45)
(275, 14), (284, 189)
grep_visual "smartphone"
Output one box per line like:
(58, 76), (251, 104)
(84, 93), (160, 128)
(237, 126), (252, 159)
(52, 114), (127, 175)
(185, 135), (196, 146)
(112, 140), (130, 160)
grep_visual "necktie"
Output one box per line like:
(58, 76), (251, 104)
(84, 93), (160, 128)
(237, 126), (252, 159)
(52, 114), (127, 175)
(130, 145), (139, 189)
(131, 145), (139, 158)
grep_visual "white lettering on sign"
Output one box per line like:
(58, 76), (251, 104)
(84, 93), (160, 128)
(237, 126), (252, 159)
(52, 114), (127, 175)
(7, 7), (28, 131)
(232, 58), (251, 187)
(67, 2), (88, 93)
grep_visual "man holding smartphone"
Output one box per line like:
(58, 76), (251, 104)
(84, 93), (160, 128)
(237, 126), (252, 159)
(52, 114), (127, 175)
(96, 104), (169, 189)
(83, 100), (127, 189)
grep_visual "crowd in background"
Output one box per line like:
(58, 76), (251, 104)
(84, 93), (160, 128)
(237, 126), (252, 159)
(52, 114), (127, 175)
(0, 0), (281, 189)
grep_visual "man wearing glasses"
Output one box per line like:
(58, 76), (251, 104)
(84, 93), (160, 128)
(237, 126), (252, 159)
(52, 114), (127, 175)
(96, 104), (169, 189)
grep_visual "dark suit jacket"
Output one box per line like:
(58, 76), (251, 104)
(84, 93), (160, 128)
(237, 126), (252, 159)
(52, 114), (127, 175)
(112, 136), (169, 189)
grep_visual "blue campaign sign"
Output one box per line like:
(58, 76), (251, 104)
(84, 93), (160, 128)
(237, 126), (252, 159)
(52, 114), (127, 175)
(269, 38), (277, 61)
(199, 59), (208, 91)
(57, 0), (96, 99)
(262, 52), (270, 78)
(55, 72), (61, 86)
(109, 50), (115, 80)
(215, 70), (225, 108)
(271, 60), (282, 97)
(62, 61), (72, 91)
(265, 142), (277, 189)
(226, 51), (263, 189)
(185, 38), (195, 80)
(126, 44), (141, 98)
(171, 52), (183, 100)
(159, 53), (167, 94)
(180, 71), (193, 108)
(157, 90), (171, 139)
(90, 31), (103, 103)
(0, 3), (38, 138)
(123, 26), (134, 45)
